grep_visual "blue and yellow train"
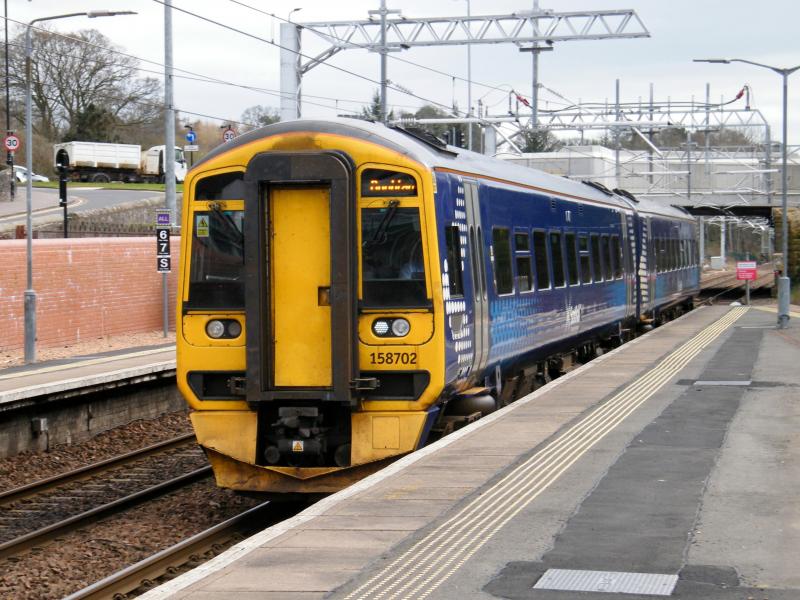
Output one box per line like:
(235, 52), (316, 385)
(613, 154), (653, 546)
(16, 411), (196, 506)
(176, 119), (699, 495)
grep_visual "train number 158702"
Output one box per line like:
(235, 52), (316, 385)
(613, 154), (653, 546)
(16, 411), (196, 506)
(369, 352), (417, 365)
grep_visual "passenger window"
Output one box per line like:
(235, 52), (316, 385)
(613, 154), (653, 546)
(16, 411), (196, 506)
(515, 231), (533, 292)
(590, 234), (602, 281)
(611, 235), (623, 279)
(550, 231), (566, 288)
(533, 230), (550, 290)
(579, 234), (592, 284)
(492, 227), (513, 295)
(671, 239), (677, 270)
(565, 232), (579, 285)
(601, 235), (612, 280)
(445, 225), (464, 297)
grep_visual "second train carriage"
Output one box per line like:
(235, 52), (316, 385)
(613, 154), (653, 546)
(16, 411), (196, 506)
(176, 119), (699, 495)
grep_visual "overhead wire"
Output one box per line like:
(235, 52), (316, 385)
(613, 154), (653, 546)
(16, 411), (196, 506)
(150, 0), (468, 117)
(1, 17), (408, 121)
(226, 0), (515, 99)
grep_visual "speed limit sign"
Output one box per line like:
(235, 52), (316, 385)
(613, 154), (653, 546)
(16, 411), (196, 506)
(3, 134), (20, 153)
(222, 128), (236, 143)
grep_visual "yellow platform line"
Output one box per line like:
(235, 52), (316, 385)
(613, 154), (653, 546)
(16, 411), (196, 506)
(344, 307), (748, 600)
(751, 305), (800, 318)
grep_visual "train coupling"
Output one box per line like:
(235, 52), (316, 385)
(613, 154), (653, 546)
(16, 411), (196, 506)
(264, 407), (327, 465)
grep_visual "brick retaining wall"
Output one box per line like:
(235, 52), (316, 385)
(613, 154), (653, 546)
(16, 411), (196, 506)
(0, 237), (179, 352)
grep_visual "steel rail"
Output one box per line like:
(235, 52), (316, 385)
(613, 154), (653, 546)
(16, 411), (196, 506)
(63, 501), (273, 600)
(0, 432), (197, 506)
(0, 465), (212, 560)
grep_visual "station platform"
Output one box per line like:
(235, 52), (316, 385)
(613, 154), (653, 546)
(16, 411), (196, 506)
(0, 344), (175, 411)
(142, 304), (799, 600)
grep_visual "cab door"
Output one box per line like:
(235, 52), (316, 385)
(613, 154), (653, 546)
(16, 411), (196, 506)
(243, 152), (357, 405)
(270, 187), (331, 387)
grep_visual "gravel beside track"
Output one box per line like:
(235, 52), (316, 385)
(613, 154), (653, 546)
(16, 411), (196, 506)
(0, 411), (193, 491)
(0, 480), (263, 599)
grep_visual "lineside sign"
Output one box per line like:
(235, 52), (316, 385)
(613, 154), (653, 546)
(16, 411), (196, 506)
(156, 209), (171, 273)
(736, 261), (757, 281)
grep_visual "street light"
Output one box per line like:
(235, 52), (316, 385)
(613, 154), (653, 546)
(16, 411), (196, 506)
(695, 57), (800, 329)
(24, 10), (136, 363)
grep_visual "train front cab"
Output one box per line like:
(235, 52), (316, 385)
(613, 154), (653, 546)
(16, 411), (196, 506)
(178, 137), (445, 495)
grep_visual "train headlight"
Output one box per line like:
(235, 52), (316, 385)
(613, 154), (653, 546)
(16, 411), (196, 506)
(227, 320), (242, 338)
(391, 318), (410, 337)
(206, 319), (226, 339)
(372, 319), (390, 336)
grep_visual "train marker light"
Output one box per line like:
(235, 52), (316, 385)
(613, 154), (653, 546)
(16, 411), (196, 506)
(391, 318), (411, 337)
(227, 320), (242, 338)
(206, 320), (225, 339)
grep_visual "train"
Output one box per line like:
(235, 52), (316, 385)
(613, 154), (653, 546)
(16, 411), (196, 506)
(176, 118), (699, 496)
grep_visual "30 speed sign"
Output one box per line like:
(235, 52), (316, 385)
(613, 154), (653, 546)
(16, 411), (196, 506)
(3, 134), (20, 153)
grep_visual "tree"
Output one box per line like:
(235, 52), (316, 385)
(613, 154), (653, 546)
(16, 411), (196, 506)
(519, 128), (562, 153)
(361, 90), (394, 122)
(6, 27), (162, 140)
(62, 103), (119, 142)
(240, 105), (280, 132)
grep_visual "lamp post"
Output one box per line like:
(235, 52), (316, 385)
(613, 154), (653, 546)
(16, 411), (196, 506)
(695, 58), (800, 329)
(24, 10), (136, 363)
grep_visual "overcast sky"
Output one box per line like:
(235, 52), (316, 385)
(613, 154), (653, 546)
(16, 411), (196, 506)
(7, 0), (800, 145)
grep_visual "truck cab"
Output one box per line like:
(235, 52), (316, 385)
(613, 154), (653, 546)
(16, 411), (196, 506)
(142, 145), (187, 183)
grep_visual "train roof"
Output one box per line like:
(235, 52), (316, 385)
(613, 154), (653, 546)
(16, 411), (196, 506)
(203, 118), (693, 222)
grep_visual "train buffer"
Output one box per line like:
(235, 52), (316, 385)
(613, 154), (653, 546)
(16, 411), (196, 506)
(141, 304), (800, 600)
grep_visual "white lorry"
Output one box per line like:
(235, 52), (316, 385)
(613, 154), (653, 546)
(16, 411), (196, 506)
(53, 141), (187, 183)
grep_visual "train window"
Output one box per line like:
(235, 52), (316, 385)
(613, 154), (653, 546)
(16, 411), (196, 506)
(611, 235), (623, 278)
(671, 238), (678, 270)
(601, 235), (612, 280)
(361, 207), (427, 307)
(516, 256), (533, 292)
(579, 235), (591, 284)
(445, 226), (464, 297)
(657, 237), (664, 273)
(187, 209), (245, 309)
(565, 233), (579, 285)
(515, 231), (533, 292)
(550, 231), (566, 288)
(492, 227), (514, 295)
(361, 168), (417, 197)
(194, 171), (245, 200)
(590, 234), (602, 281)
(533, 230), (550, 290)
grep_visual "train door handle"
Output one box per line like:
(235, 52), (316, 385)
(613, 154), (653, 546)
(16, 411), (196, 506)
(318, 286), (331, 306)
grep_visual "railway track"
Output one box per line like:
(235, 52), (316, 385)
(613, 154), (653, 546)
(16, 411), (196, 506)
(64, 501), (275, 600)
(0, 433), (210, 561)
(700, 266), (775, 304)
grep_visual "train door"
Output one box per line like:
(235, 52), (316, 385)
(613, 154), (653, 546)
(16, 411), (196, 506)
(638, 216), (654, 313)
(464, 180), (490, 377)
(622, 212), (636, 317)
(270, 187), (331, 386)
(243, 152), (358, 406)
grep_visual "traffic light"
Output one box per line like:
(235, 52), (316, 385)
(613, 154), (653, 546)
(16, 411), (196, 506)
(455, 128), (464, 148)
(57, 161), (68, 208)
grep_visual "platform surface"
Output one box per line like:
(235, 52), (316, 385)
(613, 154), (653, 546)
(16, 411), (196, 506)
(0, 344), (175, 406)
(141, 305), (799, 600)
